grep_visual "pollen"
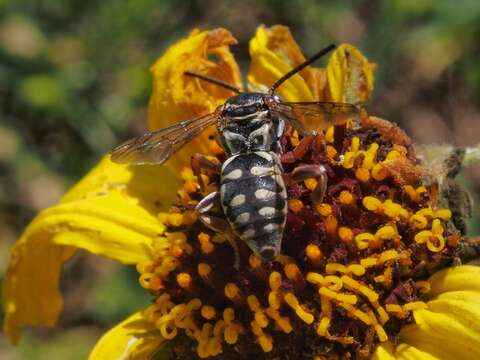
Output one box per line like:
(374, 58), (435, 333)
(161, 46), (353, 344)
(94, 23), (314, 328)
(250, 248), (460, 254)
(339, 190), (355, 205)
(325, 126), (334, 143)
(184, 180), (198, 193)
(326, 145), (337, 159)
(269, 271), (282, 292)
(249, 254), (262, 268)
(338, 226), (354, 243)
(180, 167), (195, 181)
(224, 283), (242, 303)
(251, 320), (273, 352)
(304, 178), (318, 191)
(284, 292), (314, 324)
(305, 243), (323, 265)
(284, 263), (303, 284)
(324, 215), (338, 238)
(355, 167), (370, 182)
(177, 273), (192, 289)
(414, 219), (446, 252)
(138, 106), (462, 358)
(316, 203), (332, 216)
(415, 281), (431, 293)
(288, 199), (304, 213)
(197, 232), (215, 254)
(167, 213), (184, 227)
(201, 305), (216, 320)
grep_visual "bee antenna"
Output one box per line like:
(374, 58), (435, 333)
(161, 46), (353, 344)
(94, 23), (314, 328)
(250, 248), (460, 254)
(269, 43), (336, 93)
(184, 71), (241, 94)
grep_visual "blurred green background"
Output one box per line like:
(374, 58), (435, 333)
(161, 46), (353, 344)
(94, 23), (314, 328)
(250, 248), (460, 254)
(1, 0), (480, 358)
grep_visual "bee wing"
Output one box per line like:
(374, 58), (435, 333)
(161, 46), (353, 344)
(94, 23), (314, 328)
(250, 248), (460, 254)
(273, 101), (361, 135)
(110, 112), (221, 165)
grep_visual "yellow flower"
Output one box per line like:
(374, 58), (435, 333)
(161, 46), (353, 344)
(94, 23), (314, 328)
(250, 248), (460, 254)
(3, 25), (480, 360)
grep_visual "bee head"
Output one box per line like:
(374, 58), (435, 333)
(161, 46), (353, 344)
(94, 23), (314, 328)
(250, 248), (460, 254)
(224, 93), (268, 119)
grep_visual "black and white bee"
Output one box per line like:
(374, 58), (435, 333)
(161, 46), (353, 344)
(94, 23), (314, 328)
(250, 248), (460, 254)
(111, 44), (360, 263)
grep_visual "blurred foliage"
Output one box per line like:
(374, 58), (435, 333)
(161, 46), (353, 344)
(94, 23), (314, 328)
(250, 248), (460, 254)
(1, 0), (480, 358)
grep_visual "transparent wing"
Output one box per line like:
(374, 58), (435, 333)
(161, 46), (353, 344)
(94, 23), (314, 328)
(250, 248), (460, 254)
(273, 101), (361, 135)
(110, 112), (221, 165)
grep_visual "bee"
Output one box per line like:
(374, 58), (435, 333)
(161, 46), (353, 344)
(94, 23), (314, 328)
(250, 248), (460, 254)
(111, 44), (361, 262)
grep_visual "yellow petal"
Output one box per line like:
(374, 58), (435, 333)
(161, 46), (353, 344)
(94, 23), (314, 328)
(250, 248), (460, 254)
(326, 43), (375, 103)
(3, 156), (167, 343)
(394, 342), (440, 360)
(372, 342), (396, 360)
(427, 265), (480, 296)
(148, 28), (241, 176)
(89, 311), (165, 360)
(248, 25), (324, 101)
(372, 266), (480, 359)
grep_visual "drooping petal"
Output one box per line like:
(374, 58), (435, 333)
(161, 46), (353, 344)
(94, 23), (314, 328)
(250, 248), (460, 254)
(89, 311), (166, 360)
(3, 156), (168, 343)
(248, 25), (327, 101)
(372, 266), (480, 359)
(325, 43), (375, 104)
(148, 28), (241, 176)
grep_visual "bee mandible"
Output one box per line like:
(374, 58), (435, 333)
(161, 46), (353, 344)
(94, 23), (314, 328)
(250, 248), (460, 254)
(110, 44), (361, 262)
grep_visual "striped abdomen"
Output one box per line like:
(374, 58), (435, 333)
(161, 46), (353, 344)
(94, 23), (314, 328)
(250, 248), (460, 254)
(220, 151), (287, 260)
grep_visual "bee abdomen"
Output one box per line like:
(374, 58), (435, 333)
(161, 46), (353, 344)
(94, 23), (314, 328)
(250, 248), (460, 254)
(220, 151), (287, 258)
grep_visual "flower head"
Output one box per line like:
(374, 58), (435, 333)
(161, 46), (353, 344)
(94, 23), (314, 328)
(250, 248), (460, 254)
(3, 25), (480, 360)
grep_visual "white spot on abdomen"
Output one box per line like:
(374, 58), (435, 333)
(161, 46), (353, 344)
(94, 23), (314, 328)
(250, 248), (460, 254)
(243, 228), (255, 238)
(255, 151), (272, 161)
(254, 188), (276, 200)
(235, 212), (250, 224)
(264, 223), (279, 231)
(230, 194), (246, 207)
(259, 207), (276, 217)
(251, 166), (273, 176)
(224, 169), (242, 180)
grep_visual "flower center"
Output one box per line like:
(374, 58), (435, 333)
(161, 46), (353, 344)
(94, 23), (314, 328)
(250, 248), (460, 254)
(136, 119), (461, 359)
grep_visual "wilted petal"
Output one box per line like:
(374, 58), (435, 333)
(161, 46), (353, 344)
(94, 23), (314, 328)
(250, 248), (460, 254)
(3, 156), (168, 343)
(89, 311), (165, 360)
(148, 28), (241, 176)
(248, 25), (327, 101)
(325, 43), (375, 104)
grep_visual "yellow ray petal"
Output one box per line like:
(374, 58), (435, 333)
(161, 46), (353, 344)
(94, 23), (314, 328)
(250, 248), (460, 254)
(372, 265), (480, 359)
(3, 156), (168, 343)
(89, 311), (165, 360)
(427, 264), (480, 296)
(148, 28), (241, 177)
(394, 343), (440, 360)
(325, 43), (375, 104)
(248, 25), (324, 101)
(372, 342), (396, 360)
(376, 342), (441, 360)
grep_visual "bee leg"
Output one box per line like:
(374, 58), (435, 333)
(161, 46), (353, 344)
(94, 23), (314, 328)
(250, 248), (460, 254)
(191, 153), (221, 193)
(290, 164), (328, 204)
(281, 134), (315, 164)
(196, 191), (229, 232)
(195, 191), (241, 269)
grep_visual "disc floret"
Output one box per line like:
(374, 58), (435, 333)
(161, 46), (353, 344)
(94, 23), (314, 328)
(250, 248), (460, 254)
(136, 117), (461, 359)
